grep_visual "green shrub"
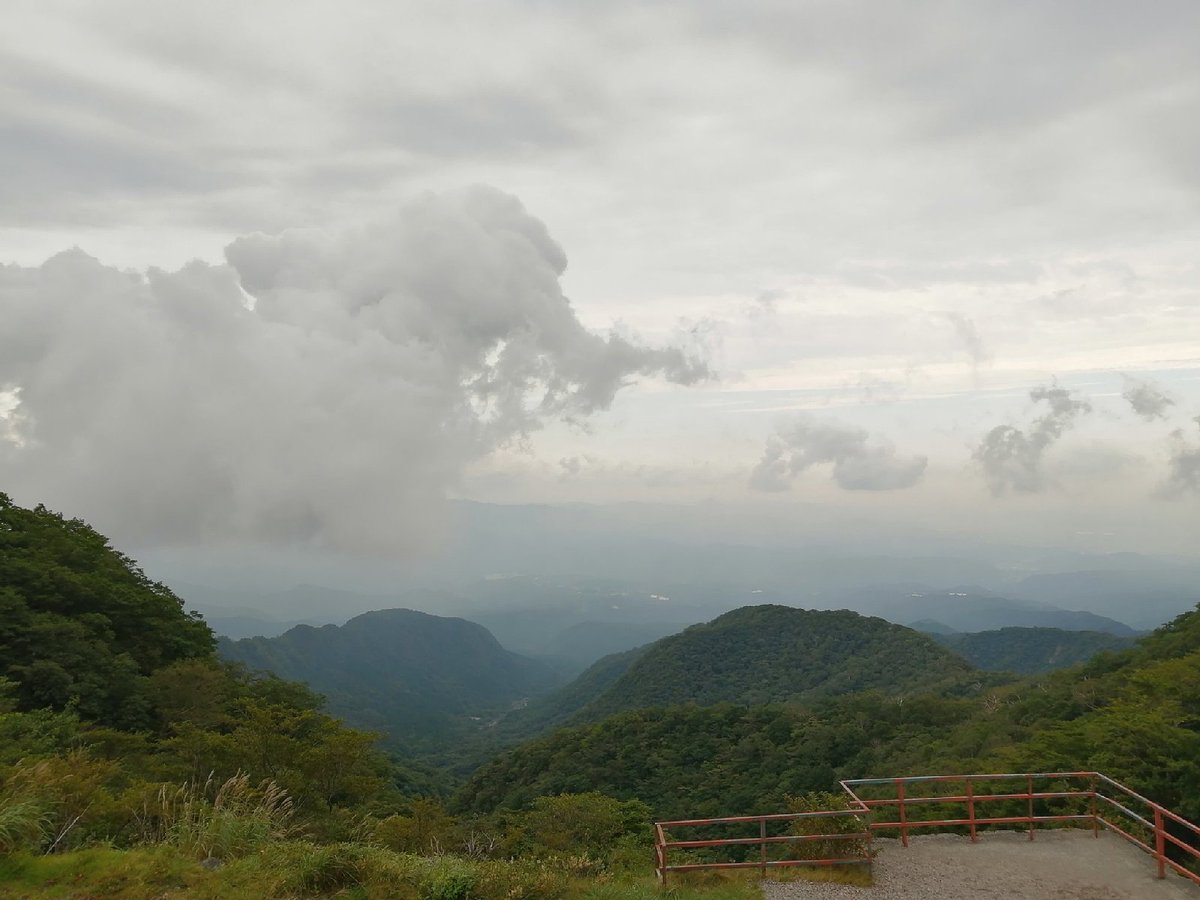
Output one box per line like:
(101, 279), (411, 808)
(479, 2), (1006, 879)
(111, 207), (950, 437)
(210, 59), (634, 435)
(523, 793), (651, 859)
(419, 854), (477, 900)
(784, 792), (870, 863)
(476, 857), (568, 900)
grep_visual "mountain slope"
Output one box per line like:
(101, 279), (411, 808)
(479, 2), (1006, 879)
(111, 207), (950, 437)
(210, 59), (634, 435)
(485, 643), (650, 745)
(930, 626), (1134, 674)
(457, 603), (1200, 821)
(578, 605), (974, 720)
(0, 492), (214, 729)
(218, 608), (561, 750)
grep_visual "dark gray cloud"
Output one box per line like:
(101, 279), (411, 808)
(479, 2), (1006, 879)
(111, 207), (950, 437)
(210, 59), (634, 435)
(1122, 376), (1174, 421)
(0, 186), (706, 552)
(750, 419), (926, 492)
(974, 383), (1092, 494)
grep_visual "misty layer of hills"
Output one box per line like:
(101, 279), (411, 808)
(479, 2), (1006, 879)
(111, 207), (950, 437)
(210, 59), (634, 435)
(215, 599), (1154, 764)
(218, 609), (559, 753)
(166, 500), (1200, 637)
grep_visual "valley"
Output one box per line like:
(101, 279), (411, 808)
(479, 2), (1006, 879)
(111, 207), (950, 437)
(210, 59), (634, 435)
(3, 491), (1199, 897)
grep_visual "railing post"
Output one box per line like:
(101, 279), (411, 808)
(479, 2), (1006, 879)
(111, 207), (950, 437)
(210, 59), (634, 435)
(967, 779), (977, 843)
(865, 810), (874, 872)
(896, 779), (909, 848)
(655, 824), (666, 884)
(1027, 775), (1035, 841)
(1155, 808), (1166, 879)
(1089, 776), (1098, 838)
(760, 818), (767, 877)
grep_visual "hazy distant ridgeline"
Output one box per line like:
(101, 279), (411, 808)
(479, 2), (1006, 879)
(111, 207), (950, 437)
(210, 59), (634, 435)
(833, 586), (1137, 636)
(217, 609), (562, 750)
(929, 626), (1135, 674)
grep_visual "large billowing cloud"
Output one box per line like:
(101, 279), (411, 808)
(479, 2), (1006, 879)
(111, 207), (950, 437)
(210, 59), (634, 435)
(973, 383), (1092, 494)
(0, 187), (706, 552)
(749, 418), (927, 492)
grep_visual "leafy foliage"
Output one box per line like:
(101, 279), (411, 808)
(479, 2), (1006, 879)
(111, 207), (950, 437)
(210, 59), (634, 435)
(460, 604), (1200, 828)
(0, 493), (214, 729)
(457, 694), (981, 819)
(577, 605), (974, 719)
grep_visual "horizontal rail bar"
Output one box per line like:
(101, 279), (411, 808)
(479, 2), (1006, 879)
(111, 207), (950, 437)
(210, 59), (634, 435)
(870, 814), (1093, 830)
(1099, 817), (1200, 886)
(1096, 794), (1156, 831)
(842, 771), (1098, 787)
(1094, 774), (1200, 837)
(662, 858), (870, 873)
(854, 796), (1089, 811)
(1161, 826), (1200, 860)
(1099, 816), (1156, 856)
(665, 832), (869, 849)
(658, 810), (867, 827)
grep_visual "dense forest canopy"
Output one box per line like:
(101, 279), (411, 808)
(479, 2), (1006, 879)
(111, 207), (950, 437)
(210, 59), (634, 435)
(458, 602), (1200, 821)
(578, 604), (975, 719)
(0, 492), (214, 728)
(218, 609), (561, 754)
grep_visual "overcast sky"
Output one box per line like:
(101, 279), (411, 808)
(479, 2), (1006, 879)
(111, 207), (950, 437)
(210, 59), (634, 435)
(2, 1), (1198, 568)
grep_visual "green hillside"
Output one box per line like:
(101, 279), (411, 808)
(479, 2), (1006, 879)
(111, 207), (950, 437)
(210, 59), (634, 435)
(485, 644), (649, 745)
(931, 626), (1134, 674)
(0, 493), (410, 851)
(0, 494), (712, 900)
(219, 609), (562, 752)
(457, 603), (1200, 821)
(578, 605), (974, 719)
(0, 492), (214, 729)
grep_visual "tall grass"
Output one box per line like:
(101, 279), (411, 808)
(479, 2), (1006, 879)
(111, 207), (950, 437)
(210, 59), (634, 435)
(135, 772), (297, 860)
(0, 797), (51, 855)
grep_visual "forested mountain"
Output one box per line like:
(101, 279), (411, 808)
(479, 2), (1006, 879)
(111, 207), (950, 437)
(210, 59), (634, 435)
(930, 626), (1134, 674)
(218, 609), (562, 751)
(0, 493), (420, 855)
(0, 492), (215, 729)
(457, 603), (1200, 822)
(575, 605), (974, 720)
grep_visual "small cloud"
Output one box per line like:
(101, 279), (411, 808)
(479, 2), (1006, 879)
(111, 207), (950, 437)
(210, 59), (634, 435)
(1158, 418), (1200, 499)
(750, 417), (927, 492)
(973, 381), (1092, 494)
(1121, 376), (1174, 421)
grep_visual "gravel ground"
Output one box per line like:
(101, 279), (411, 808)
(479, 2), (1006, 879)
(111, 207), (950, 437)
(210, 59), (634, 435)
(761, 830), (1199, 900)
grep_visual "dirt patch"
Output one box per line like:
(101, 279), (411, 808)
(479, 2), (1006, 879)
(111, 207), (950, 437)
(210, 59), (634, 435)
(762, 830), (1198, 899)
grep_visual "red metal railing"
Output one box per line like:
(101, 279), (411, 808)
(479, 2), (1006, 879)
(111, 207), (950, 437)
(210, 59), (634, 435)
(654, 771), (1200, 886)
(654, 809), (871, 883)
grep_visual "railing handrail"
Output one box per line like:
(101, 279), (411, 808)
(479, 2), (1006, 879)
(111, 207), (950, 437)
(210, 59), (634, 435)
(655, 770), (1200, 887)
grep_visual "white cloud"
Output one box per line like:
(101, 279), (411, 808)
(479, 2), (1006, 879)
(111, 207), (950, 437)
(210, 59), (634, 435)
(749, 418), (927, 492)
(1122, 376), (1175, 421)
(973, 383), (1092, 494)
(0, 187), (705, 552)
